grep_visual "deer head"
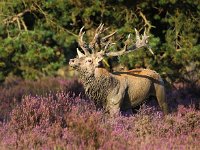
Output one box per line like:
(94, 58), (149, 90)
(69, 23), (150, 75)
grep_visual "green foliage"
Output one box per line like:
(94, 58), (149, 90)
(0, 0), (199, 83)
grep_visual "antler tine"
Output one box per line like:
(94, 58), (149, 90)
(135, 28), (149, 48)
(78, 26), (90, 55)
(104, 34), (129, 57)
(135, 28), (140, 41)
(101, 30), (117, 42)
(102, 40), (116, 52)
(104, 43), (127, 57)
(89, 23), (105, 53)
(105, 29), (150, 57)
(126, 29), (151, 53)
(103, 41), (111, 51)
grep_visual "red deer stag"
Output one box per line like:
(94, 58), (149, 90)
(69, 24), (169, 116)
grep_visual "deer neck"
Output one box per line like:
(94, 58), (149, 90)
(94, 68), (110, 78)
(78, 67), (119, 108)
(78, 68), (110, 85)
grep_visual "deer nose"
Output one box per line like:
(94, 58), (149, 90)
(70, 59), (75, 63)
(69, 59), (75, 66)
(69, 59), (75, 64)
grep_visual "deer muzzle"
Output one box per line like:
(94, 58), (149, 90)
(69, 59), (79, 68)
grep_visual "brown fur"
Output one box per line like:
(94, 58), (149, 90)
(96, 68), (169, 115)
(69, 54), (169, 116)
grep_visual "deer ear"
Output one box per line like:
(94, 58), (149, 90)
(77, 48), (85, 58)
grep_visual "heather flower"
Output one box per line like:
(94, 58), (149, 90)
(0, 78), (200, 149)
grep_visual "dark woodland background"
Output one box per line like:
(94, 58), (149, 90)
(0, 0), (199, 83)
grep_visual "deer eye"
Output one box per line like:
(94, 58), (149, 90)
(87, 59), (92, 63)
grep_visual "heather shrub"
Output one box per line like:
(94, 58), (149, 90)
(0, 93), (200, 149)
(9, 92), (93, 130)
(0, 76), (84, 122)
(1, 92), (96, 149)
(0, 77), (200, 149)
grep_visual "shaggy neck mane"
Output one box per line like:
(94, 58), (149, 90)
(78, 68), (119, 109)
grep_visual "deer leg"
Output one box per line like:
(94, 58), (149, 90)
(108, 101), (121, 117)
(107, 86), (127, 117)
(154, 82), (169, 115)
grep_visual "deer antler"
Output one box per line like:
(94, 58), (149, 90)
(77, 24), (150, 57)
(89, 23), (117, 53)
(78, 26), (90, 55)
(89, 23), (104, 52)
(104, 29), (150, 57)
(78, 24), (116, 55)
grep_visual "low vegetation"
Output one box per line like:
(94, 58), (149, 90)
(0, 78), (199, 149)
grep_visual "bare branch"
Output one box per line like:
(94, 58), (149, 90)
(20, 18), (27, 31)
(16, 18), (21, 30)
(139, 11), (155, 33)
(33, 3), (77, 36)
(3, 9), (31, 25)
